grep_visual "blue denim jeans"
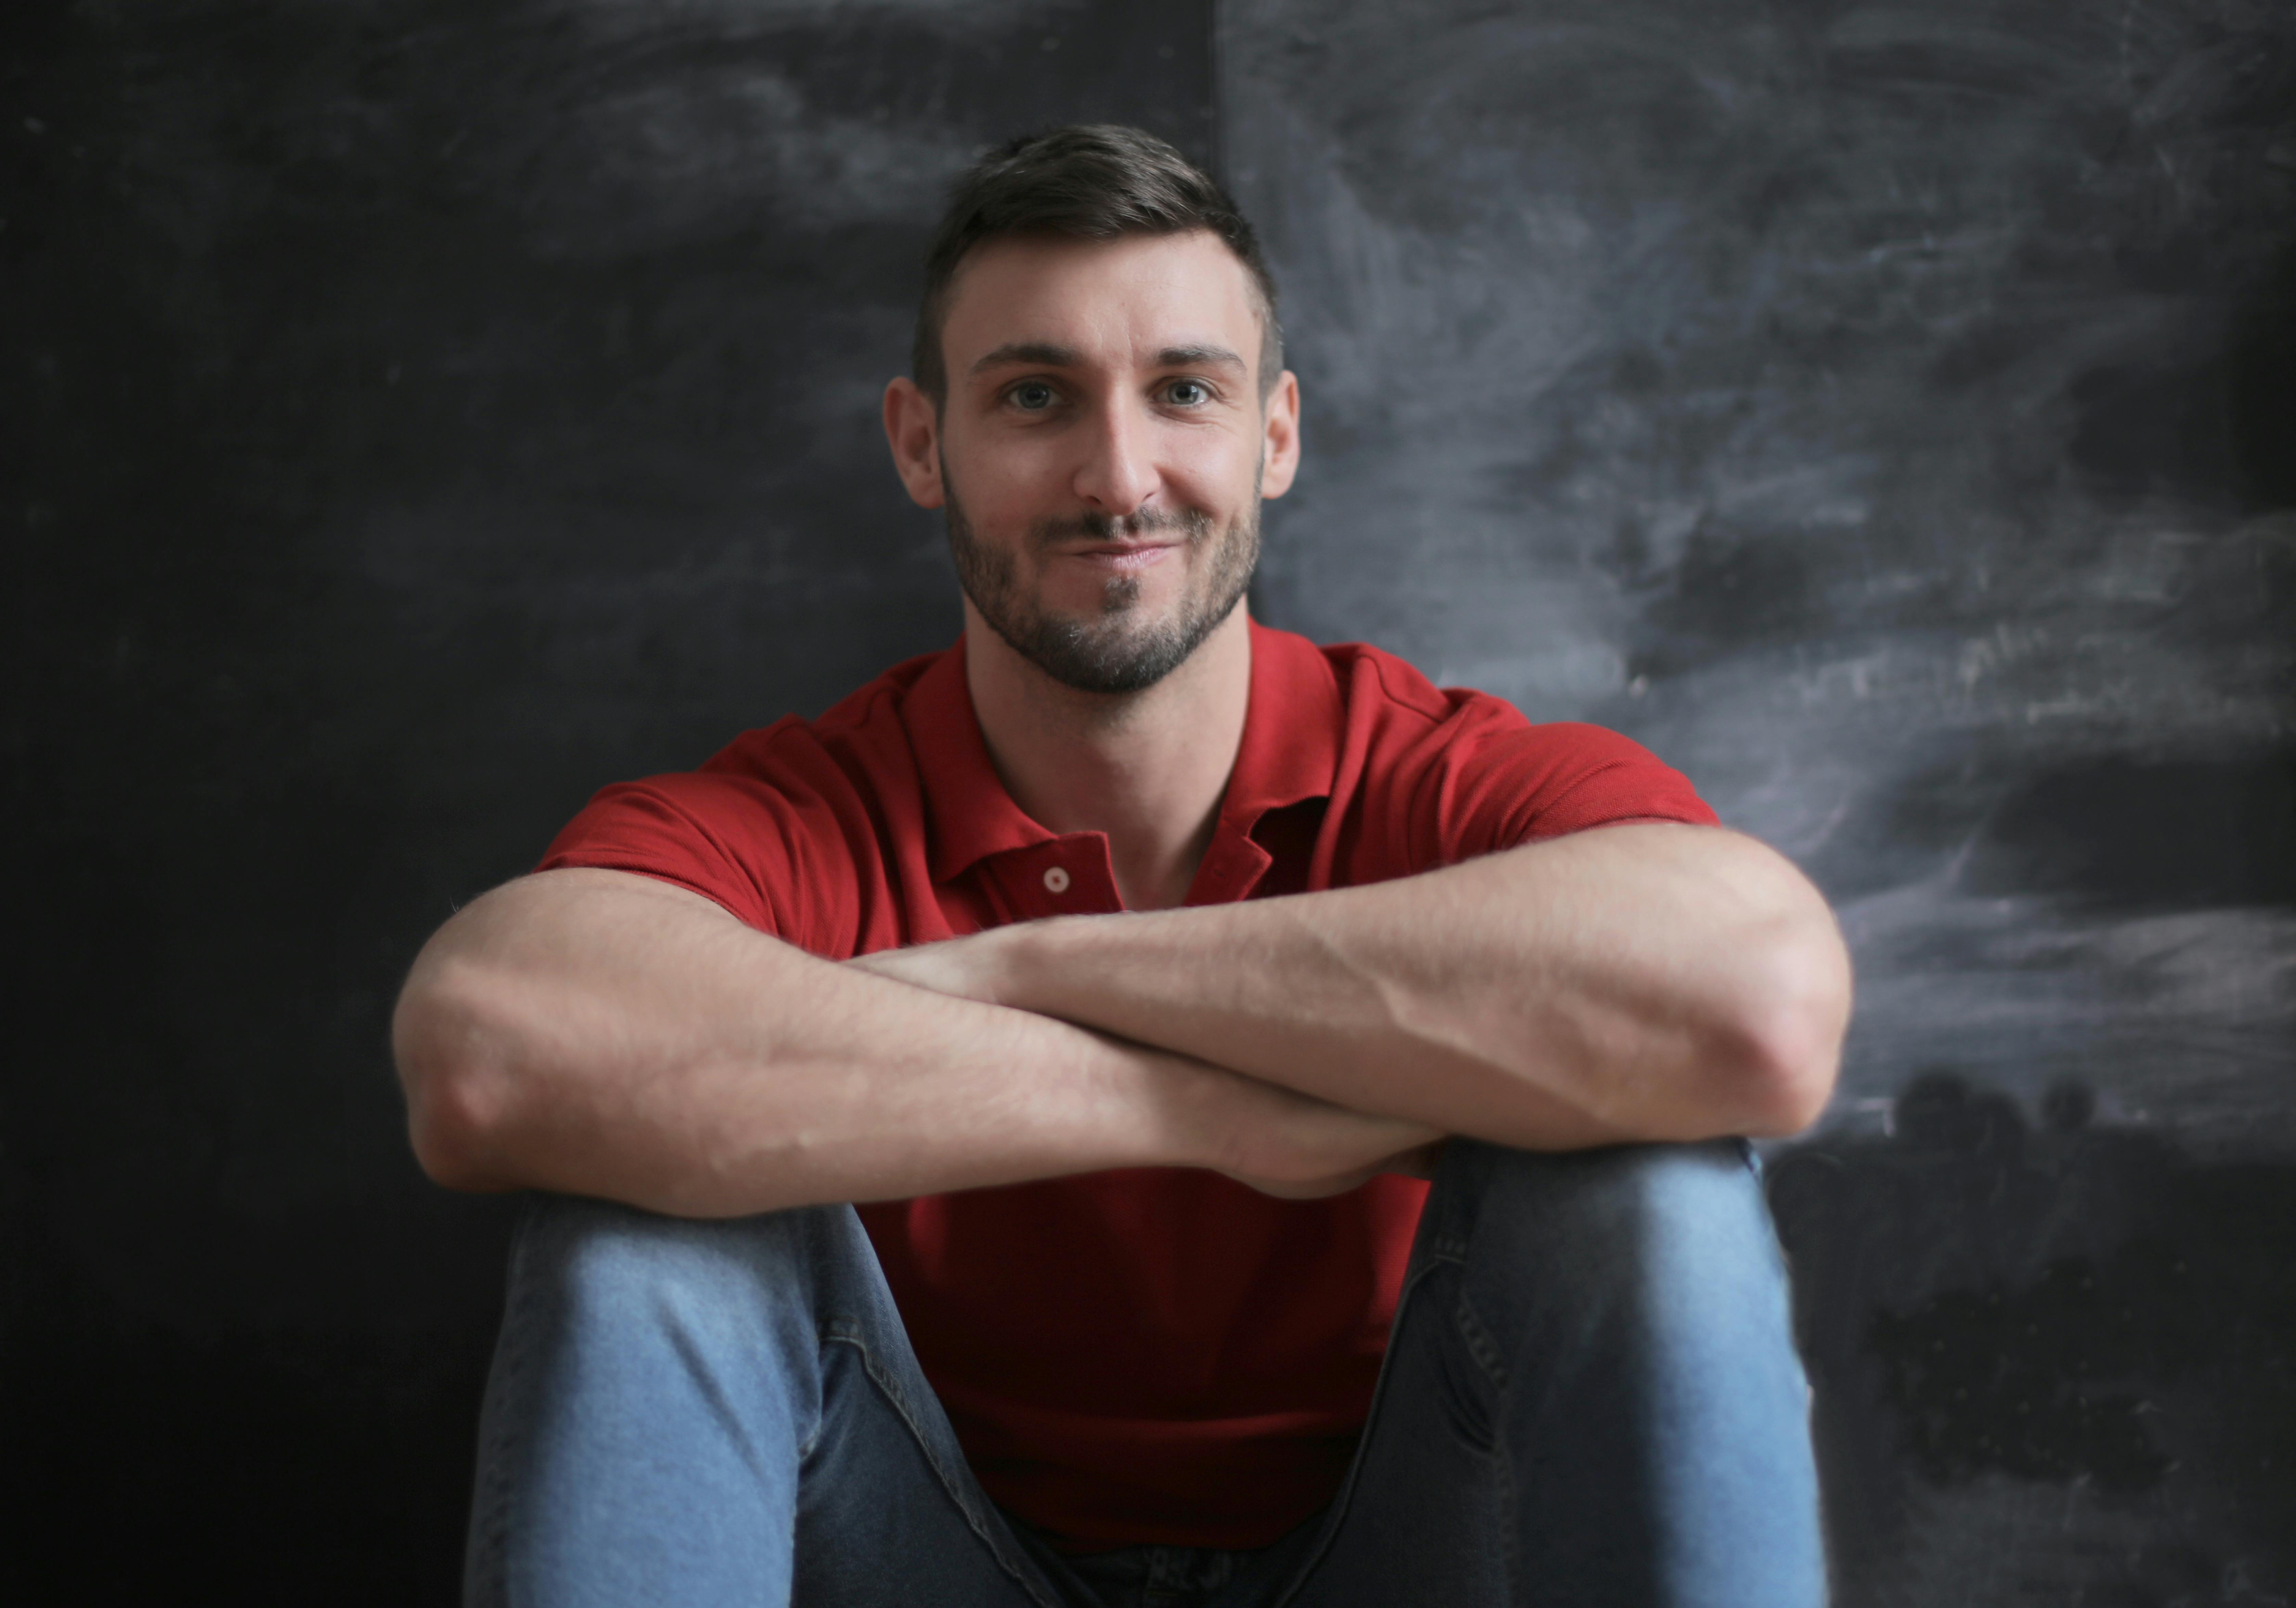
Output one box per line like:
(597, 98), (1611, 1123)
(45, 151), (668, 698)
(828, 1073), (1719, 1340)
(465, 1139), (1824, 1607)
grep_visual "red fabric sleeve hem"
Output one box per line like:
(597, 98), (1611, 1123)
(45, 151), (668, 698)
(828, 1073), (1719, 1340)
(531, 852), (756, 926)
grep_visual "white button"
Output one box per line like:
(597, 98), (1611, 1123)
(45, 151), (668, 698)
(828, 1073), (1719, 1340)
(1042, 865), (1071, 894)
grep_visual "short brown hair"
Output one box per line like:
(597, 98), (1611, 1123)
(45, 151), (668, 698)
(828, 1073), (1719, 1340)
(911, 124), (1283, 403)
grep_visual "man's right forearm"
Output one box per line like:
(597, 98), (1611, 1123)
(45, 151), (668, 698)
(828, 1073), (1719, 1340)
(391, 868), (1427, 1216)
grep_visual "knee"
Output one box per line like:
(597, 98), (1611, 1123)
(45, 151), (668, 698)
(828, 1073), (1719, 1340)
(1449, 1140), (1789, 1304)
(511, 1195), (853, 1356)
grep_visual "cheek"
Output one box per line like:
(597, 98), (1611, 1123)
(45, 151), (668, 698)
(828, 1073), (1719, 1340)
(1161, 429), (1258, 510)
(944, 428), (1058, 515)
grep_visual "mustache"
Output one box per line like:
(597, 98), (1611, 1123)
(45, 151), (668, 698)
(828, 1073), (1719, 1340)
(1030, 507), (1215, 548)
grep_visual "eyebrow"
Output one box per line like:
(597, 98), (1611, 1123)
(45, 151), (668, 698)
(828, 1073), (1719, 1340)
(1155, 344), (1247, 372)
(969, 341), (1082, 376)
(965, 341), (1249, 376)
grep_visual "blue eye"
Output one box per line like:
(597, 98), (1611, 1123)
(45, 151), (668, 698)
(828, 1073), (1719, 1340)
(1010, 381), (1056, 411)
(1166, 379), (1209, 405)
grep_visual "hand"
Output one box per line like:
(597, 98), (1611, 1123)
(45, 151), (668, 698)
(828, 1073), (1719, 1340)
(852, 928), (1452, 1199)
(1218, 1128), (1447, 1199)
(1382, 1138), (1450, 1182)
(1203, 1072), (1447, 1199)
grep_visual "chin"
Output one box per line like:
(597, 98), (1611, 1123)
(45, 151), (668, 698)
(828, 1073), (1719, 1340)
(949, 490), (1257, 695)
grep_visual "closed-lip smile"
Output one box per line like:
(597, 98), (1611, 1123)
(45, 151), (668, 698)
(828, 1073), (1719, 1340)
(1061, 540), (1182, 571)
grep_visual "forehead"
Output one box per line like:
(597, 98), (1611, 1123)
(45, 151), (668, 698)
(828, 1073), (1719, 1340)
(939, 230), (1261, 373)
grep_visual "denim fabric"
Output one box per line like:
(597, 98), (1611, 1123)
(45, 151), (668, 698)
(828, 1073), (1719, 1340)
(465, 1139), (1824, 1608)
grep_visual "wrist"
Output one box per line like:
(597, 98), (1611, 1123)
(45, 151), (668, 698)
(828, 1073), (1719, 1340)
(1148, 1053), (1254, 1173)
(983, 913), (1071, 1017)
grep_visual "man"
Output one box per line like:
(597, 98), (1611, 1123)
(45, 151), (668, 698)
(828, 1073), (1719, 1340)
(395, 125), (1850, 1607)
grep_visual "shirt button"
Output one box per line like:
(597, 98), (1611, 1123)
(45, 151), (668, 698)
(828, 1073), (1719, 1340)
(1042, 866), (1071, 894)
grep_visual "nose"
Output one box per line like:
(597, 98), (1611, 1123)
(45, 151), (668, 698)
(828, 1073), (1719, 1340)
(1070, 396), (1159, 520)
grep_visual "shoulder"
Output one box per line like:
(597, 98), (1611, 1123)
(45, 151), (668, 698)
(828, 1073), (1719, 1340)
(1302, 635), (1716, 854)
(537, 648), (947, 938)
(1327, 638), (1691, 773)
(1318, 637), (1495, 728)
(1310, 636), (1549, 765)
(702, 647), (944, 783)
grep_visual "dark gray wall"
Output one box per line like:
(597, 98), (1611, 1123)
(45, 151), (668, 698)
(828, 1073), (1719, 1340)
(8, 0), (2293, 1601)
(1223, 0), (2295, 1600)
(5, 1), (1208, 1599)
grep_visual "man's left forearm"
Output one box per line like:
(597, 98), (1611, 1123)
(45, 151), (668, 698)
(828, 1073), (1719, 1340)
(873, 823), (1850, 1150)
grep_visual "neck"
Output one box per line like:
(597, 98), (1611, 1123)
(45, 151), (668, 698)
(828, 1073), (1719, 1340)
(963, 604), (1253, 911)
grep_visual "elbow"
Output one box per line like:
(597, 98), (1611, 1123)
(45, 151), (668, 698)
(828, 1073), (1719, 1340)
(1715, 906), (1853, 1139)
(392, 958), (520, 1193)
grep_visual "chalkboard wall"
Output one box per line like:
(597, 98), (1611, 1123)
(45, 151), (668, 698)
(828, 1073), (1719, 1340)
(6, 1), (1210, 1599)
(6, 0), (2291, 1601)
(1224, 0), (2295, 1600)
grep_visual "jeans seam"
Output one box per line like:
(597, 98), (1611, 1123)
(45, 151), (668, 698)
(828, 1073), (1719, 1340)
(1495, 1369), (1524, 1608)
(1266, 1248), (1457, 1607)
(826, 1330), (1066, 1608)
(469, 1203), (542, 1595)
(1452, 1289), (1509, 1391)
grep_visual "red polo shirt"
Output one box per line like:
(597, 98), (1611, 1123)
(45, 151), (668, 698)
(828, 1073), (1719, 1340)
(538, 619), (1717, 1550)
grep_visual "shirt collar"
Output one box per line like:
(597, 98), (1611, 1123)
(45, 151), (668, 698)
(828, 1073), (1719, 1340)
(902, 642), (1054, 885)
(901, 617), (1343, 887)
(1220, 616), (1343, 834)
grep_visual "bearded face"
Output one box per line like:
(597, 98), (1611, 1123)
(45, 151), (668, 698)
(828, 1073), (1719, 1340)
(944, 474), (1260, 696)
(887, 231), (1298, 693)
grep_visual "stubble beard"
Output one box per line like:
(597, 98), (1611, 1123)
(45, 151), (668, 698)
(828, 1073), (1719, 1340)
(943, 468), (1260, 696)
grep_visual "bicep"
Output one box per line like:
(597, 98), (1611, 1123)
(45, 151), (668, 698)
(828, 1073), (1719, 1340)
(516, 863), (750, 925)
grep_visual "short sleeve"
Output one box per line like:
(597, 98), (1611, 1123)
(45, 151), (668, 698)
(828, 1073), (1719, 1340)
(537, 769), (843, 947)
(1377, 681), (1719, 867)
(1449, 715), (1718, 851)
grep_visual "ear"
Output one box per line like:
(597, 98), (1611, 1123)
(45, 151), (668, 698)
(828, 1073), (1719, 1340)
(1258, 369), (1302, 500)
(883, 376), (945, 509)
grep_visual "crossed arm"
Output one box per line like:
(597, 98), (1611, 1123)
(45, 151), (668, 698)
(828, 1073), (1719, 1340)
(391, 822), (1850, 1218)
